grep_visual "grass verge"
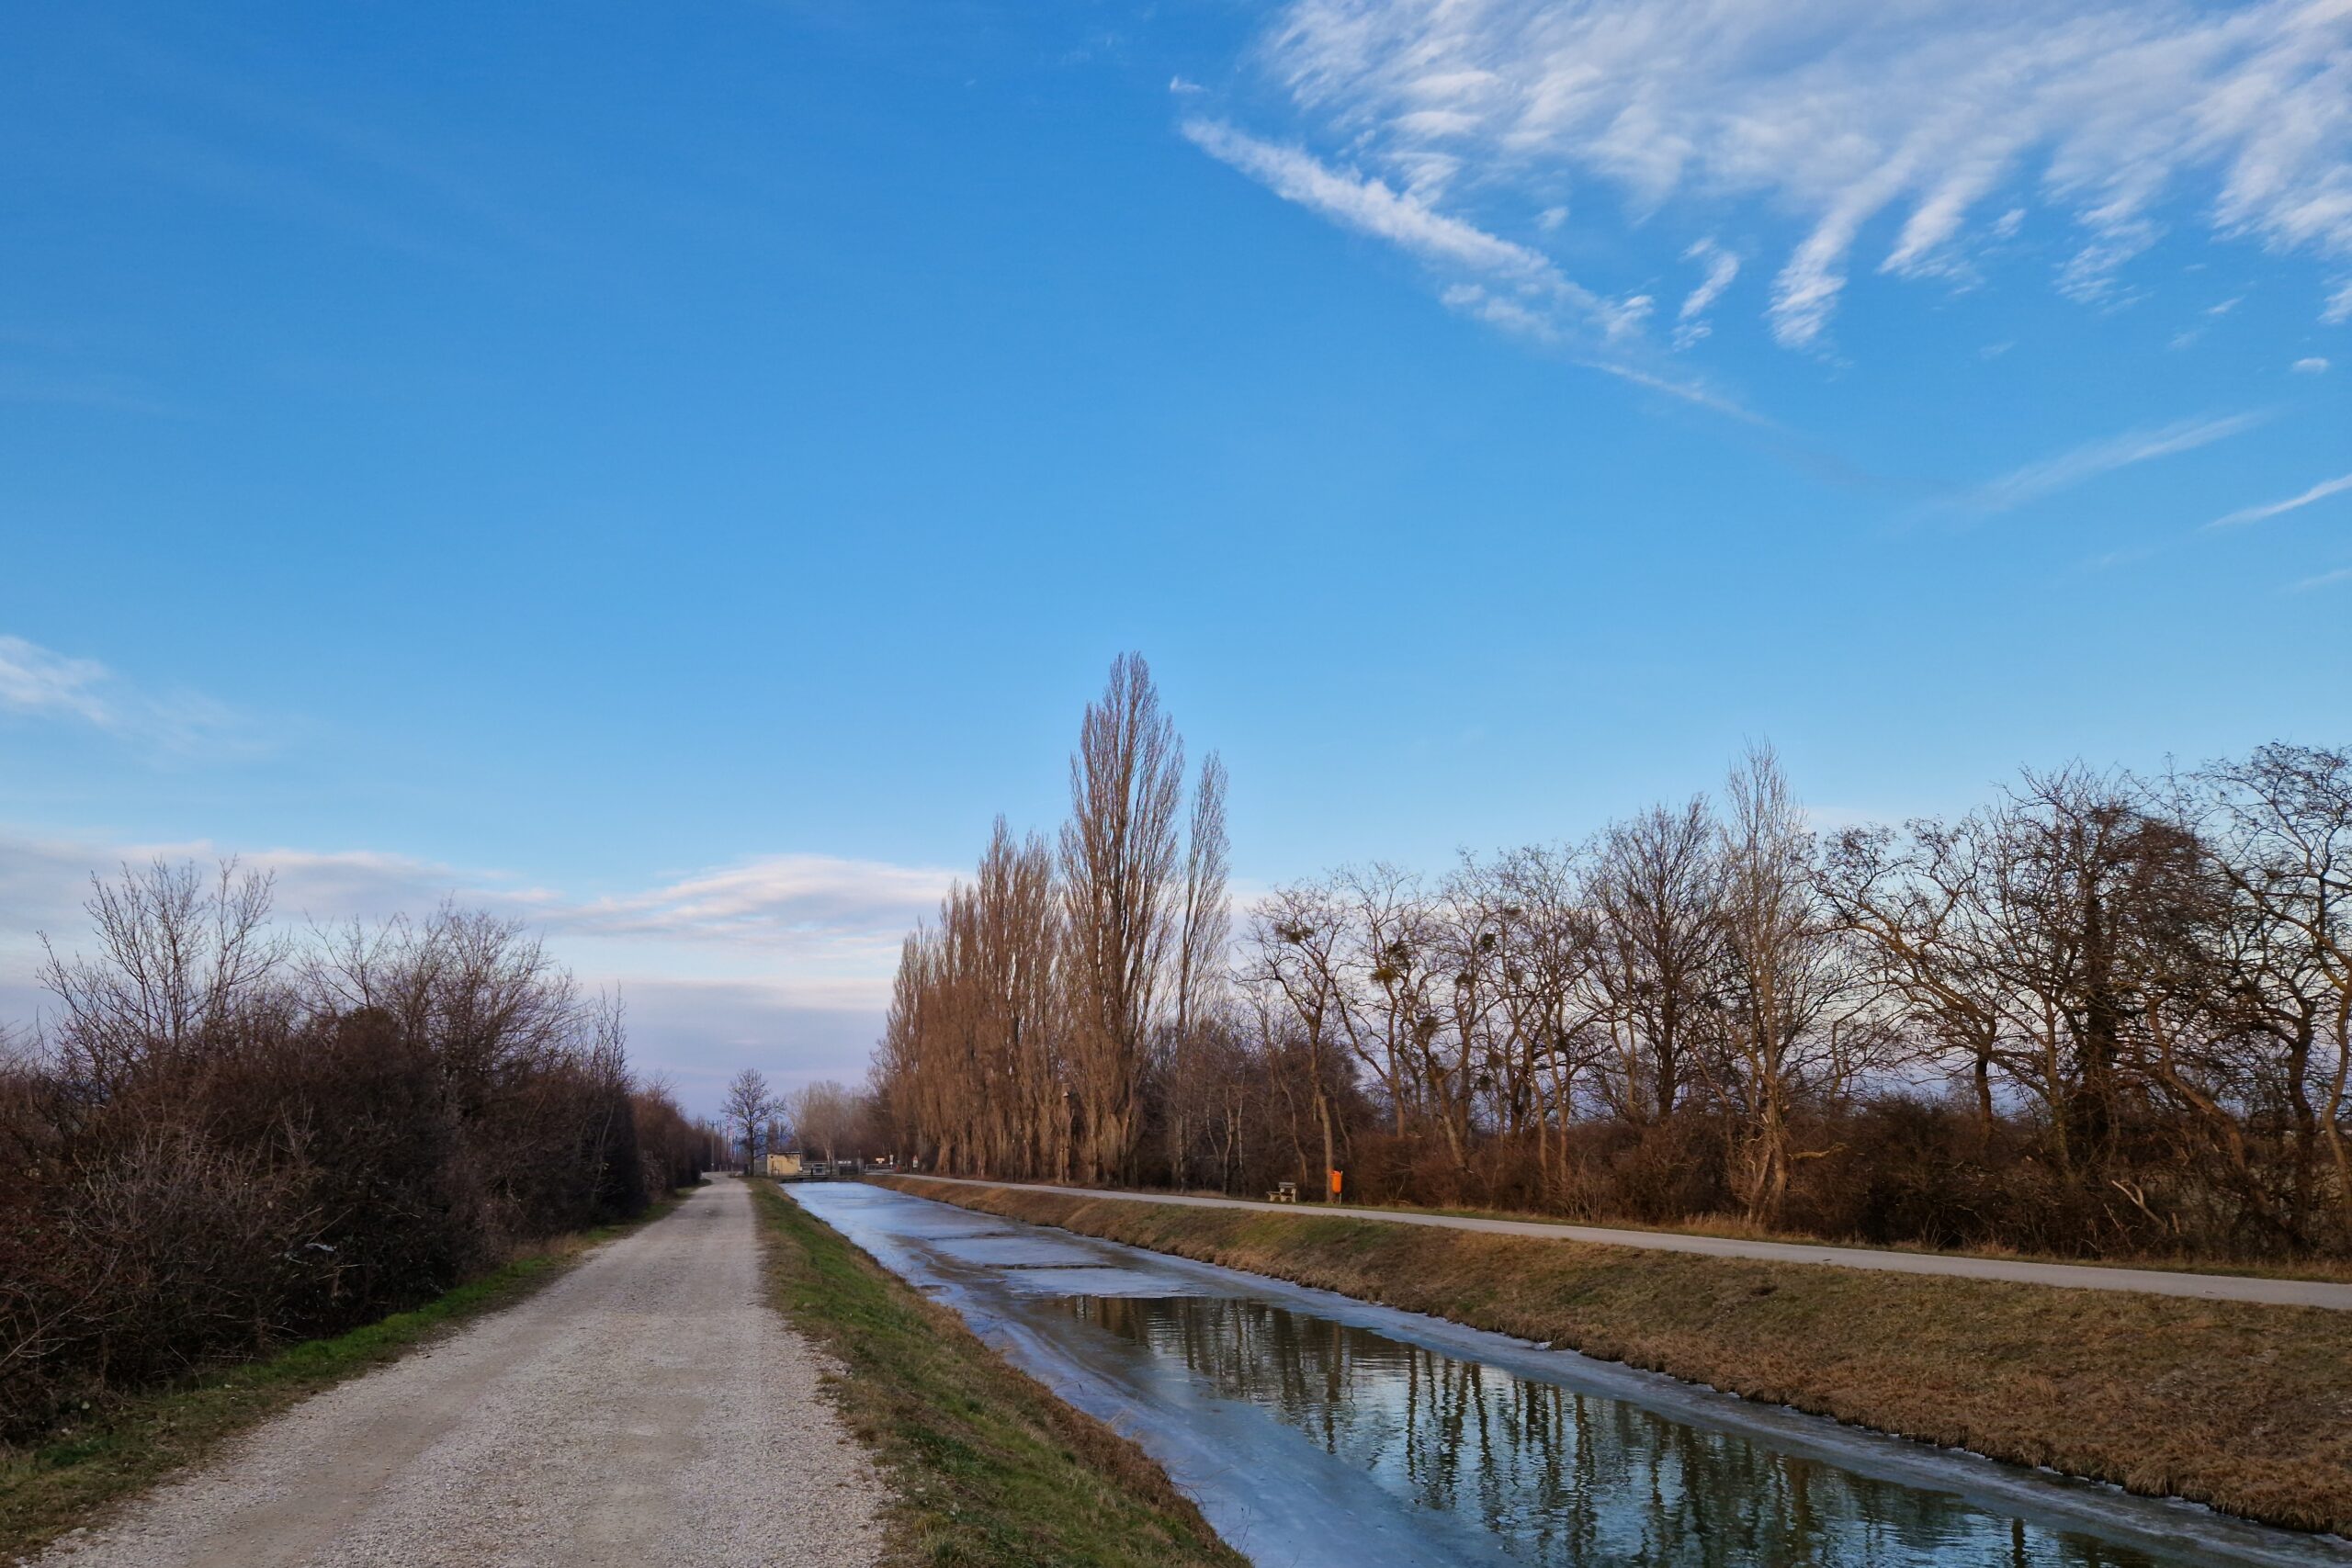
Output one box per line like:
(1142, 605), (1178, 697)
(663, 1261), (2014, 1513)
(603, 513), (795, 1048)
(749, 1180), (1242, 1568)
(0, 1191), (690, 1563)
(888, 1175), (2352, 1539)
(931, 1177), (2352, 1284)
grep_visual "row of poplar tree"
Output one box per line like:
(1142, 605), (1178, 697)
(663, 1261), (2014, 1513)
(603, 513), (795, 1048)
(869, 657), (2351, 1260)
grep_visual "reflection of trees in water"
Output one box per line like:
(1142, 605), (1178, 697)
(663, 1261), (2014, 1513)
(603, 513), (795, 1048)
(1063, 1296), (2155, 1567)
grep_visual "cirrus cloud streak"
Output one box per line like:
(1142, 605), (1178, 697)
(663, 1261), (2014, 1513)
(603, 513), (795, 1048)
(1234, 0), (2352, 346)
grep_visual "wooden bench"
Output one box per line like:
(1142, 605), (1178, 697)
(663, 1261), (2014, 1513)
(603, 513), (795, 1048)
(1266, 1180), (1298, 1203)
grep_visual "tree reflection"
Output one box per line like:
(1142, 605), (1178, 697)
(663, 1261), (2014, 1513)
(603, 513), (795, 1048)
(1062, 1295), (2163, 1567)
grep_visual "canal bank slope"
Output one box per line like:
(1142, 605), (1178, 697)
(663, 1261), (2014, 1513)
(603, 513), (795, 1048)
(752, 1183), (1243, 1568)
(883, 1176), (2352, 1540)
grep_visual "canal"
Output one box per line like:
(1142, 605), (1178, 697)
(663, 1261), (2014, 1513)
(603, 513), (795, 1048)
(787, 1182), (2350, 1568)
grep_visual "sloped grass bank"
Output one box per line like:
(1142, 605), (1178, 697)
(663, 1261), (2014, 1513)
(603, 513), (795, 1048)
(0, 1193), (689, 1563)
(886, 1176), (2352, 1538)
(751, 1182), (1241, 1568)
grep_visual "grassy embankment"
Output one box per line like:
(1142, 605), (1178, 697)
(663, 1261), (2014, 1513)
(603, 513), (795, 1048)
(0, 1191), (692, 1564)
(942, 1179), (2352, 1284)
(750, 1181), (1242, 1568)
(1329, 1197), (2352, 1284)
(888, 1175), (2352, 1539)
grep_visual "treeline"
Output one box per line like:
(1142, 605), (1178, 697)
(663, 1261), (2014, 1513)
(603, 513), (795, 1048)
(870, 656), (2351, 1262)
(0, 862), (719, 1438)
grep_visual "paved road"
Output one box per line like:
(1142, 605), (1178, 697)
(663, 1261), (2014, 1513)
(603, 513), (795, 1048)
(36, 1179), (881, 1568)
(909, 1175), (2352, 1311)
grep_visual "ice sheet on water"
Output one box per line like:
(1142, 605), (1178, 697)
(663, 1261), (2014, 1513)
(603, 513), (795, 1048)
(931, 1235), (1107, 1269)
(995, 1266), (1216, 1298)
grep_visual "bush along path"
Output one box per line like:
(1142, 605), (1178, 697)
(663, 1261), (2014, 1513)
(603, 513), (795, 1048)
(886, 1176), (2352, 1540)
(0, 1194), (690, 1563)
(752, 1181), (1244, 1568)
(13, 1181), (879, 1568)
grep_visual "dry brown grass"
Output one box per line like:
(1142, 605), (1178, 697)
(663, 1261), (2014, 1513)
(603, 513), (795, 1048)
(1023, 1179), (2352, 1284)
(888, 1176), (2352, 1539)
(1351, 1198), (2352, 1283)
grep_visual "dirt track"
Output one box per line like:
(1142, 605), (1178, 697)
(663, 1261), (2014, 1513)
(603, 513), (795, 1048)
(33, 1179), (880, 1568)
(910, 1175), (2352, 1310)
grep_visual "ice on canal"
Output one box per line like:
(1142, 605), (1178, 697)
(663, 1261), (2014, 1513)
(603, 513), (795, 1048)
(788, 1181), (2350, 1568)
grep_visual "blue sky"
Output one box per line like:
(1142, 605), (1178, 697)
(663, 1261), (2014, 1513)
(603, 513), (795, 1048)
(3, 1), (2346, 1109)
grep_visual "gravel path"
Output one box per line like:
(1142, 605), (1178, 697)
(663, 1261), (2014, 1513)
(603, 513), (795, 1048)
(911, 1175), (2352, 1310)
(34, 1179), (883, 1568)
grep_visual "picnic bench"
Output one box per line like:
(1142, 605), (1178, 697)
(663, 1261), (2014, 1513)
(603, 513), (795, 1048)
(1266, 1180), (1298, 1203)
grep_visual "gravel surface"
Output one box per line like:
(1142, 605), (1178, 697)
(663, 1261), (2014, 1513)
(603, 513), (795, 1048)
(910, 1175), (2352, 1310)
(33, 1179), (882, 1568)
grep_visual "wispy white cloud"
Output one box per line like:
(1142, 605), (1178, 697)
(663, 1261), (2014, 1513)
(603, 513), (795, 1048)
(2290, 355), (2331, 374)
(2291, 565), (2352, 591)
(1238, 0), (2352, 346)
(0, 637), (112, 726)
(559, 853), (956, 944)
(0, 829), (955, 1019)
(1182, 118), (1643, 333)
(2170, 295), (2251, 350)
(0, 833), (535, 947)
(1570, 352), (1775, 427)
(248, 845), (956, 999)
(2208, 470), (2352, 529)
(1962, 412), (2266, 513)
(0, 830), (959, 1100)
(1674, 238), (1741, 348)
(1183, 118), (1763, 416)
(0, 633), (242, 753)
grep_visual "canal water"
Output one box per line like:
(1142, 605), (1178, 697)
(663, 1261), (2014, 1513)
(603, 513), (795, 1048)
(787, 1182), (2349, 1568)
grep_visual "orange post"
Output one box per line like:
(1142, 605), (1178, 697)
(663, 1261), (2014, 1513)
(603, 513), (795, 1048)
(1329, 1168), (1343, 1201)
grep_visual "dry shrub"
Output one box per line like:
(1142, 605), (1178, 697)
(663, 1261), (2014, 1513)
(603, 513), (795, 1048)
(0, 862), (689, 1440)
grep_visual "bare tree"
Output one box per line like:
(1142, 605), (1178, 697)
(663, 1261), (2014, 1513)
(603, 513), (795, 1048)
(1241, 884), (1351, 1193)
(1488, 843), (1605, 1192)
(1165, 754), (1232, 1186)
(2188, 744), (2352, 1213)
(1060, 653), (1185, 1183)
(1829, 770), (2222, 1186)
(786, 1079), (869, 1163)
(1708, 744), (1881, 1224)
(40, 859), (286, 1092)
(1822, 820), (2010, 1138)
(1422, 863), (1508, 1172)
(1174, 752), (1231, 1043)
(968, 819), (1066, 1178)
(1589, 799), (1725, 1127)
(723, 1068), (774, 1174)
